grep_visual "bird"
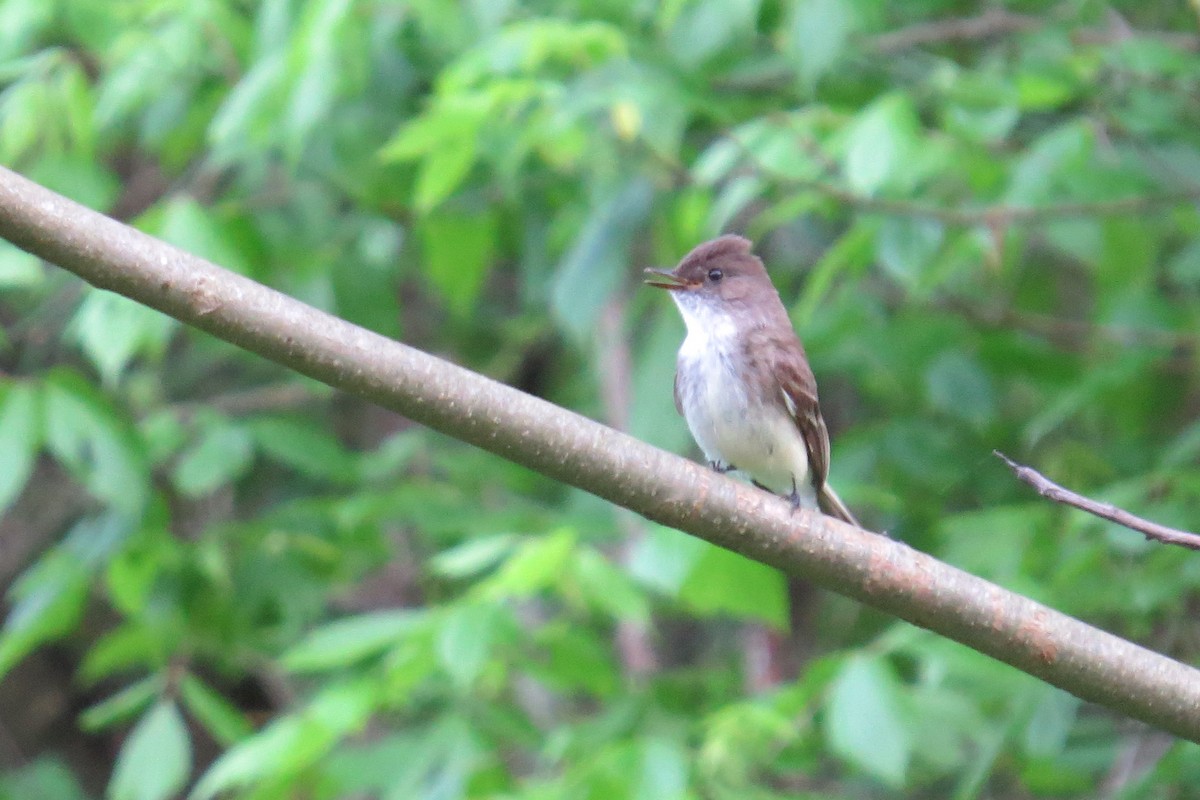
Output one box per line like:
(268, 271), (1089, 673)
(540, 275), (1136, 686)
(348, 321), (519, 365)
(645, 234), (858, 526)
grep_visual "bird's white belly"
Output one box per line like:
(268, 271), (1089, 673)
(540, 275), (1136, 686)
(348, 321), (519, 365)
(677, 331), (813, 504)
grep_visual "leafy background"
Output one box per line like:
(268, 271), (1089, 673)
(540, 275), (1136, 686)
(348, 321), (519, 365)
(2, 0), (1200, 797)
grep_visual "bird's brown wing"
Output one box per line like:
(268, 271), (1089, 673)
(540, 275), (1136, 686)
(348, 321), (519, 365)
(672, 369), (683, 416)
(757, 330), (830, 490)
(769, 334), (860, 525)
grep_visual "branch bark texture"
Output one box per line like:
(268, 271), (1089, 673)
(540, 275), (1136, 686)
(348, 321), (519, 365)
(0, 166), (1198, 740)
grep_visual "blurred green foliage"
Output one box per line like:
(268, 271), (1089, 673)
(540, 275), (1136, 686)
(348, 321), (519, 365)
(1, 0), (1200, 797)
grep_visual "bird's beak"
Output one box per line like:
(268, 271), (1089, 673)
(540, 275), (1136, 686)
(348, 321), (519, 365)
(643, 268), (688, 290)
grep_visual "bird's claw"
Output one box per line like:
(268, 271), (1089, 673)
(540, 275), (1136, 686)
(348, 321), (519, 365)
(786, 475), (802, 515)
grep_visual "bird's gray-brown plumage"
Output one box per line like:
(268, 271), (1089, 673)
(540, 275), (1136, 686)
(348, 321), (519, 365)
(649, 235), (858, 526)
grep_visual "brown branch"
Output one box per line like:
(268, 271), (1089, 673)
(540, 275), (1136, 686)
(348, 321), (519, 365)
(940, 296), (1200, 353)
(870, 9), (1040, 54)
(171, 382), (323, 418)
(995, 451), (1200, 552)
(715, 11), (1200, 93)
(792, 182), (1200, 226)
(869, 8), (1200, 55)
(3, 166), (1200, 741)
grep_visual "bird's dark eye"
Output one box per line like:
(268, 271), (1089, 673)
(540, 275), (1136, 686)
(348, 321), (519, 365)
(707, 268), (723, 282)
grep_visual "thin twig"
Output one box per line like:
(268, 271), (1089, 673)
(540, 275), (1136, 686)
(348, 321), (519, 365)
(870, 9), (1040, 54)
(171, 382), (323, 418)
(995, 451), (1200, 552)
(869, 8), (1200, 55)
(941, 296), (1200, 352)
(792, 182), (1200, 226)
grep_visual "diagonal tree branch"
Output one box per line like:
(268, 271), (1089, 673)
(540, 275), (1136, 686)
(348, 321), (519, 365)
(0, 166), (1199, 740)
(996, 451), (1200, 552)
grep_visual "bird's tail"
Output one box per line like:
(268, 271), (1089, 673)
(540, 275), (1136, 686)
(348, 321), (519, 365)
(818, 484), (860, 528)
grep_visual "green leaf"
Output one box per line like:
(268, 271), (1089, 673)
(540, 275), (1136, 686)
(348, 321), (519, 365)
(173, 417), (254, 497)
(356, 429), (424, 481)
(1022, 686), (1080, 757)
(380, 716), (478, 800)
(80, 675), (164, 732)
(0, 0), (54, 62)
(0, 512), (136, 679)
(0, 243), (44, 289)
(42, 369), (149, 515)
(246, 415), (355, 483)
(665, 0), (757, 69)
(610, 62), (688, 157)
(841, 93), (921, 196)
(27, 154), (118, 210)
(80, 624), (165, 684)
(437, 602), (499, 687)
(678, 543), (788, 629)
(1004, 122), (1092, 206)
(381, 99), (490, 212)
(332, 218), (404, 337)
(0, 546), (90, 679)
(876, 217), (944, 288)
(629, 309), (693, 452)
(707, 173), (762, 234)
(735, 117), (824, 182)
(925, 351), (995, 428)
(572, 547), (650, 623)
(480, 529), (577, 598)
(786, 0), (853, 89)
(94, 19), (192, 130)
(64, 510), (138, 568)
(280, 0), (358, 160)
(0, 380), (40, 513)
(692, 138), (742, 186)
(69, 288), (175, 386)
(430, 534), (519, 579)
(0, 756), (89, 800)
(635, 737), (688, 800)
(191, 678), (376, 800)
(282, 610), (422, 673)
(551, 178), (653, 338)
(627, 525), (708, 595)
(209, 51), (289, 155)
(180, 675), (253, 747)
(1167, 239), (1200, 286)
(529, 621), (618, 696)
(381, 102), (486, 162)
(1015, 67), (1078, 111)
(108, 701), (191, 800)
(0, 76), (41, 163)
(189, 716), (305, 800)
(825, 655), (911, 787)
(104, 521), (175, 619)
(794, 220), (875, 326)
(419, 211), (497, 316)
(414, 140), (478, 212)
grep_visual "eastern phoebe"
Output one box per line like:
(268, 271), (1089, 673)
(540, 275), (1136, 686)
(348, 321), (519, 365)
(645, 235), (859, 526)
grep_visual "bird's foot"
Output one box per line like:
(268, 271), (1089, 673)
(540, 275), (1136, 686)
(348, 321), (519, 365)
(709, 460), (736, 474)
(786, 475), (802, 515)
(750, 478), (800, 513)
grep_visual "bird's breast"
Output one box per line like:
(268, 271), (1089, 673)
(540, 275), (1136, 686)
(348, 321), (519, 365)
(676, 328), (810, 496)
